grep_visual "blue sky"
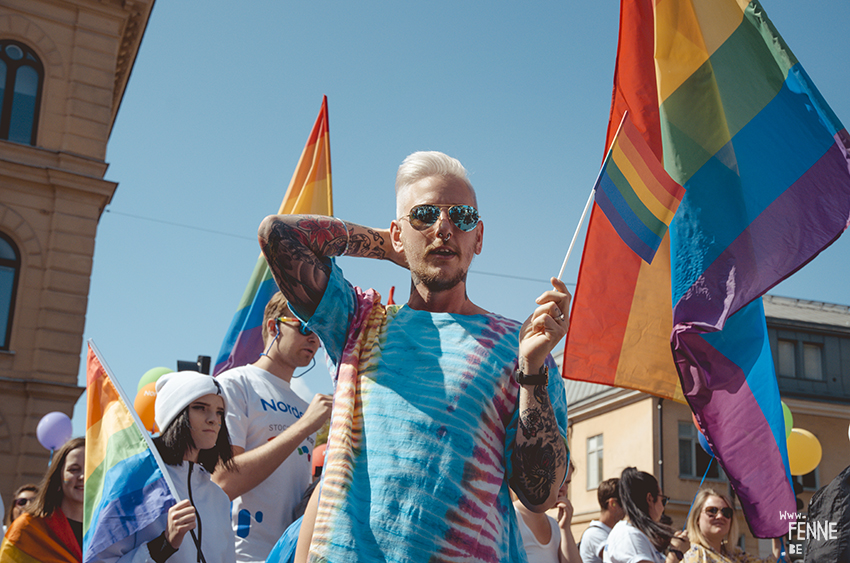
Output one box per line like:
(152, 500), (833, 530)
(70, 1), (850, 436)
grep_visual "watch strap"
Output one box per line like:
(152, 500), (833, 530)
(515, 364), (548, 385)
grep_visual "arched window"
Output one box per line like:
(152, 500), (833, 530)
(0, 233), (20, 350)
(0, 40), (43, 146)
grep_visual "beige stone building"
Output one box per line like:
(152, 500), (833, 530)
(559, 295), (850, 560)
(0, 0), (153, 504)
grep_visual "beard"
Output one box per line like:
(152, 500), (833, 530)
(411, 265), (468, 293)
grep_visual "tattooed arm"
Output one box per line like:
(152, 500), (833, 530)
(510, 277), (571, 512)
(258, 214), (406, 318)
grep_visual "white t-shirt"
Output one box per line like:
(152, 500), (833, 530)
(603, 520), (665, 563)
(216, 365), (314, 563)
(514, 504), (560, 563)
(580, 520), (612, 563)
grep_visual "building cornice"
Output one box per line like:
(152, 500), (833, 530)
(567, 388), (648, 423)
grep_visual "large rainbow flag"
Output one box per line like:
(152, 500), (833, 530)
(565, 0), (850, 538)
(83, 342), (176, 563)
(214, 96), (333, 375)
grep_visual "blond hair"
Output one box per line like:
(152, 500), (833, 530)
(686, 488), (739, 554)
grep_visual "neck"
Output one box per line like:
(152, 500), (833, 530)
(184, 447), (199, 463)
(706, 536), (724, 553)
(513, 500), (548, 523)
(599, 511), (620, 528)
(60, 498), (83, 522)
(253, 353), (295, 382)
(407, 280), (487, 315)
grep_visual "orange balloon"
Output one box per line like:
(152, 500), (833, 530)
(787, 428), (822, 476)
(134, 382), (159, 433)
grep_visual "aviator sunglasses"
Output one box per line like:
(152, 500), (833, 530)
(704, 506), (733, 519)
(276, 316), (313, 336)
(401, 204), (480, 232)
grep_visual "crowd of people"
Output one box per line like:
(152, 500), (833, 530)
(0, 151), (797, 563)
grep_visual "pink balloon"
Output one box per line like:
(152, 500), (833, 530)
(36, 411), (73, 451)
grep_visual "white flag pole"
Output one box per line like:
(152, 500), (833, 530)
(556, 111), (631, 281)
(88, 339), (182, 502)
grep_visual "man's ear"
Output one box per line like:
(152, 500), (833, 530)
(646, 492), (655, 507)
(474, 220), (484, 255)
(390, 220), (405, 254)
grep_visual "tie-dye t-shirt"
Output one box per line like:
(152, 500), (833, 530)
(301, 262), (568, 563)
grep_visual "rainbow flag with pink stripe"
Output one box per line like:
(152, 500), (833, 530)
(594, 112), (685, 264)
(566, 0), (850, 538)
(83, 342), (175, 563)
(214, 96), (333, 375)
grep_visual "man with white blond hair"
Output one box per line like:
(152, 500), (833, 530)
(258, 151), (570, 563)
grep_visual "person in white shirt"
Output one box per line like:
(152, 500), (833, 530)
(603, 468), (689, 563)
(213, 292), (332, 563)
(580, 477), (624, 563)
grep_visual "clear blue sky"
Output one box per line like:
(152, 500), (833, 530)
(71, 0), (850, 436)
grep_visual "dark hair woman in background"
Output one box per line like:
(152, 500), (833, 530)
(603, 467), (690, 563)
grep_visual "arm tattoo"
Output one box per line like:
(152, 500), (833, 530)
(511, 381), (567, 507)
(260, 216), (391, 317)
(347, 229), (387, 260)
(260, 215), (346, 317)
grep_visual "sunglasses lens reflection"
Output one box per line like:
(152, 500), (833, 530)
(409, 206), (441, 230)
(407, 205), (480, 232)
(448, 205), (479, 231)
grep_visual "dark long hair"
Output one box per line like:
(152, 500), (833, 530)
(29, 437), (85, 518)
(619, 467), (674, 551)
(153, 407), (235, 474)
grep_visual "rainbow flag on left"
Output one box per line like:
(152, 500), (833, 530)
(594, 112), (685, 264)
(83, 342), (175, 563)
(213, 96), (333, 375)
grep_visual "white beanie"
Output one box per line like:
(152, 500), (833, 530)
(154, 371), (226, 432)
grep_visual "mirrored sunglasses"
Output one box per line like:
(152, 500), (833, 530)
(704, 506), (733, 519)
(276, 316), (313, 336)
(659, 494), (669, 507)
(403, 204), (480, 232)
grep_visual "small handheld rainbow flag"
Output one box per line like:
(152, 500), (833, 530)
(213, 96), (333, 375)
(593, 112), (685, 264)
(83, 341), (178, 563)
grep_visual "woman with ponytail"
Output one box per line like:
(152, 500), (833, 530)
(603, 467), (690, 563)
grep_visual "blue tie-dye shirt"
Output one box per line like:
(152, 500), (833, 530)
(300, 262), (568, 563)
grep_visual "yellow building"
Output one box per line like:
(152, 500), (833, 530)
(0, 0), (153, 502)
(560, 295), (849, 560)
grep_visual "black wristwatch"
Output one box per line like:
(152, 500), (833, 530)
(515, 364), (548, 386)
(668, 548), (684, 561)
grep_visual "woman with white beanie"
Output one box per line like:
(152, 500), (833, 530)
(98, 371), (237, 563)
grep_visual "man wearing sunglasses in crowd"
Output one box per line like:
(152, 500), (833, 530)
(212, 291), (333, 563)
(258, 151), (570, 563)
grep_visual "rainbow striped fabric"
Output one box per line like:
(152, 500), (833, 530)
(594, 113), (685, 264)
(565, 0), (850, 538)
(214, 96), (333, 375)
(83, 343), (174, 563)
(0, 512), (81, 563)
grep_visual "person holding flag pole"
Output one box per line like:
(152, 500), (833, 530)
(84, 342), (236, 563)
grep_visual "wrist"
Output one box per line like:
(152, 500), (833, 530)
(667, 548), (684, 561)
(515, 363), (548, 386)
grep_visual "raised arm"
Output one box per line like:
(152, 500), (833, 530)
(510, 277), (570, 512)
(258, 214), (405, 317)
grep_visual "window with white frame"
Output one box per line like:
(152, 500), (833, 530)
(587, 434), (603, 489)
